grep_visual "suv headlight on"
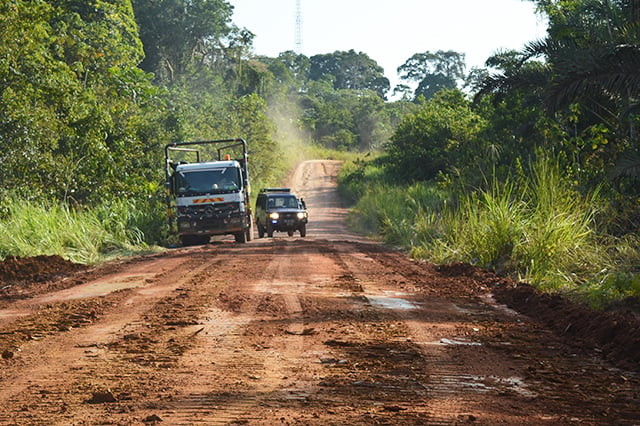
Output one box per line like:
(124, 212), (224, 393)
(269, 212), (280, 220)
(297, 212), (307, 219)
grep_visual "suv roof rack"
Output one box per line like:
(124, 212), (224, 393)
(260, 188), (291, 193)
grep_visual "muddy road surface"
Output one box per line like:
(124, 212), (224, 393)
(0, 160), (639, 425)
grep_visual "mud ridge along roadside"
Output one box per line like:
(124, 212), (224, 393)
(0, 160), (638, 425)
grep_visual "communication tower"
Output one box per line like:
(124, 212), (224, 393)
(295, 0), (303, 54)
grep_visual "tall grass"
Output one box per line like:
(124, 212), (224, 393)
(0, 197), (163, 264)
(348, 182), (450, 247)
(343, 155), (639, 300)
(427, 180), (527, 271)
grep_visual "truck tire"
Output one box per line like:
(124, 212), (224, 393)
(246, 220), (254, 242)
(234, 231), (247, 243)
(299, 224), (306, 237)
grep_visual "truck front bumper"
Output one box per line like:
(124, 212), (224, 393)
(177, 202), (246, 236)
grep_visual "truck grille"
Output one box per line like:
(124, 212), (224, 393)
(178, 202), (242, 231)
(180, 202), (239, 217)
(279, 212), (297, 220)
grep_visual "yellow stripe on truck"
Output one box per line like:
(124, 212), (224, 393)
(193, 198), (224, 203)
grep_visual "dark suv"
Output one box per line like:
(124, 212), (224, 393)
(255, 188), (308, 237)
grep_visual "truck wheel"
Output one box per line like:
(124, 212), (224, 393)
(246, 219), (254, 242)
(287, 230), (294, 237)
(257, 222), (264, 238)
(267, 223), (274, 238)
(234, 231), (247, 243)
(245, 216), (253, 241)
(299, 224), (306, 237)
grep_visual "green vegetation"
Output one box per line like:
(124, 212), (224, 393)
(341, 155), (639, 306)
(0, 196), (163, 264)
(338, 0), (640, 307)
(0, 0), (411, 262)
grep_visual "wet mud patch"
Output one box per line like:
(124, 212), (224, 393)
(318, 338), (431, 424)
(493, 281), (640, 371)
(373, 248), (640, 373)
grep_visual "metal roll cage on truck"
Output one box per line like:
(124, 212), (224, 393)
(165, 139), (253, 245)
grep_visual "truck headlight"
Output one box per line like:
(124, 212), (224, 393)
(297, 212), (307, 219)
(269, 212), (280, 219)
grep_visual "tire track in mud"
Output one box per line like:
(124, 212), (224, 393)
(160, 240), (339, 424)
(159, 245), (281, 424)
(330, 240), (638, 424)
(329, 243), (509, 424)
(0, 251), (224, 425)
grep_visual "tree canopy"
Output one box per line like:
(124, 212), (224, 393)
(309, 50), (390, 99)
(132, 0), (242, 82)
(397, 50), (466, 100)
(476, 0), (640, 191)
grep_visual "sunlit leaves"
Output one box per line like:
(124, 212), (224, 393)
(0, 0), (162, 203)
(309, 50), (390, 99)
(397, 50), (466, 100)
(385, 90), (485, 182)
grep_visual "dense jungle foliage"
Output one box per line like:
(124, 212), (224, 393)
(338, 0), (640, 303)
(0, 0), (638, 303)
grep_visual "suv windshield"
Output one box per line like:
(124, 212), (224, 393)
(268, 196), (298, 209)
(176, 168), (240, 195)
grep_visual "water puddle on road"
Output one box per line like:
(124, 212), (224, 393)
(437, 338), (482, 346)
(480, 293), (521, 317)
(435, 375), (538, 398)
(419, 337), (483, 347)
(366, 295), (416, 310)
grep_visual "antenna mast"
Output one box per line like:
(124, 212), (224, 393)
(295, 0), (303, 54)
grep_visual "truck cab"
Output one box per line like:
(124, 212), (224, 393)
(165, 139), (253, 245)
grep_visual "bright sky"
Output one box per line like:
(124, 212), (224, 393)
(229, 0), (548, 90)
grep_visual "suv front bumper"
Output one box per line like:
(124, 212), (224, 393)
(268, 212), (307, 231)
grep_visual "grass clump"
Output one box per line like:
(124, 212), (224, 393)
(341, 154), (639, 303)
(0, 196), (163, 264)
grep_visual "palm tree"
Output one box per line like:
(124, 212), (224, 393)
(476, 0), (640, 183)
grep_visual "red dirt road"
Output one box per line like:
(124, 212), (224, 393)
(0, 160), (638, 425)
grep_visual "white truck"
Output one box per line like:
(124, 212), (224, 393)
(164, 139), (253, 245)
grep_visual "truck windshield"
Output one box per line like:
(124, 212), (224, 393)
(176, 167), (240, 195)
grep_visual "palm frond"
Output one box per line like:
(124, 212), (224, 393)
(609, 151), (640, 179)
(473, 62), (551, 105)
(547, 44), (640, 111)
